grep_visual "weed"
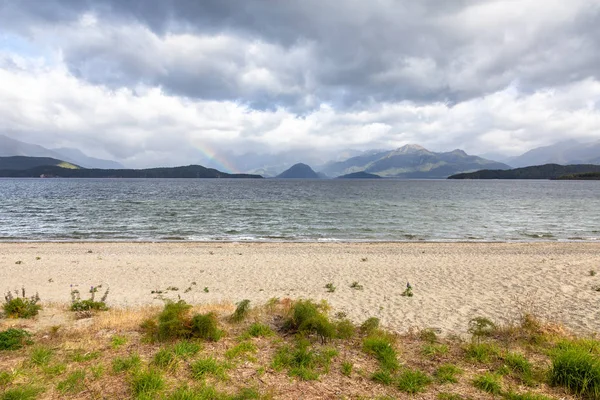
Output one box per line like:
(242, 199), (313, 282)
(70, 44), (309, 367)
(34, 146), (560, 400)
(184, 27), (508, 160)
(0, 329), (31, 350)
(419, 328), (438, 343)
(591, 270), (597, 276)
(69, 349), (100, 363)
(401, 282), (413, 297)
(225, 342), (257, 360)
(549, 343), (600, 398)
(464, 342), (500, 363)
(90, 364), (104, 380)
(70, 285), (109, 311)
(284, 300), (336, 343)
(57, 370), (86, 394)
(350, 281), (363, 290)
(468, 317), (496, 340)
(422, 343), (449, 358)
(42, 363), (66, 377)
(190, 357), (229, 380)
(15, 261), (22, 265)
(0, 385), (43, 400)
(246, 323), (274, 338)
(203, 287), (209, 293)
(503, 392), (554, 400)
(112, 353), (141, 373)
(363, 334), (399, 371)
(341, 361), (353, 376)
(371, 369), (393, 385)
(0, 371), (14, 387)
(190, 312), (223, 341)
(30, 346), (53, 366)
(396, 369), (432, 393)
(157, 300), (193, 341)
(504, 351), (534, 383)
(230, 299), (251, 323)
(131, 369), (165, 398)
(325, 283), (336, 293)
(272, 340), (336, 380)
(361, 257), (368, 262)
(153, 348), (179, 370)
(336, 319), (355, 339)
(173, 341), (202, 358)
(111, 335), (128, 348)
(434, 364), (463, 383)
(360, 317), (380, 335)
(3, 289), (41, 318)
(473, 373), (502, 394)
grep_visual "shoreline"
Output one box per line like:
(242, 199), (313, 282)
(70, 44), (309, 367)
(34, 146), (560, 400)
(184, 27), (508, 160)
(1, 242), (599, 336)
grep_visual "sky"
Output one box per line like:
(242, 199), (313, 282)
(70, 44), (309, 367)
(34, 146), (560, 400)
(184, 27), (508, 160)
(1, 0), (600, 169)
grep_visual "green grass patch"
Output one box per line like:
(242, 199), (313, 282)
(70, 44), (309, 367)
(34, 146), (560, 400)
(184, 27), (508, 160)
(503, 392), (554, 400)
(57, 370), (86, 394)
(472, 372), (502, 395)
(69, 349), (100, 363)
(190, 357), (230, 381)
(112, 353), (141, 373)
(2, 291), (41, 319)
(437, 393), (467, 400)
(359, 317), (380, 335)
(245, 323), (274, 338)
(284, 300), (336, 342)
(229, 299), (251, 323)
(341, 361), (353, 377)
(111, 335), (128, 349)
(153, 348), (179, 370)
(0, 385), (43, 400)
(131, 369), (165, 399)
(371, 369), (393, 385)
(549, 343), (600, 399)
(225, 341), (257, 360)
(422, 343), (449, 357)
(464, 342), (500, 363)
(434, 363), (463, 384)
(173, 341), (202, 358)
(271, 341), (337, 381)
(30, 346), (53, 366)
(396, 369), (432, 393)
(335, 319), (355, 339)
(363, 334), (399, 371)
(0, 329), (31, 350)
(190, 313), (223, 342)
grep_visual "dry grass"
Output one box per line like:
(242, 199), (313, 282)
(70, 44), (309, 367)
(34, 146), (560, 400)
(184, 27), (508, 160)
(0, 299), (589, 400)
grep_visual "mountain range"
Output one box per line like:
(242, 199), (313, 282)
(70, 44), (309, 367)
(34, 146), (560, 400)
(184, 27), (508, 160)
(502, 139), (600, 167)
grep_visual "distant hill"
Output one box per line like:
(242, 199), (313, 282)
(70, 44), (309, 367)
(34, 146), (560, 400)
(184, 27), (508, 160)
(276, 163), (319, 179)
(320, 144), (510, 178)
(0, 156), (80, 170)
(0, 164), (263, 179)
(336, 171), (382, 179)
(556, 172), (600, 180)
(505, 140), (600, 167)
(448, 164), (600, 179)
(0, 135), (124, 169)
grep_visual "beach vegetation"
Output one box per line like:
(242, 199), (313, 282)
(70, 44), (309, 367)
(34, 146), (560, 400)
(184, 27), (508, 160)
(324, 283), (336, 293)
(467, 316), (496, 339)
(590, 270), (597, 276)
(335, 318), (356, 339)
(153, 348), (179, 370)
(422, 343), (449, 358)
(341, 361), (353, 376)
(549, 339), (600, 398)
(271, 339), (337, 381)
(225, 341), (257, 360)
(0, 328), (31, 350)
(283, 300), (336, 342)
(350, 281), (364, 290)
(0, 384), (43, 400)
(396, 368), (432, 393)
(190, 312), (223, 341)
(112, 353), (142, 373)
(401, 282), (413, 297)
(245, 323), (274, 338)
(437, 393), (467, 400)
(173, 340), (202, 358)
(29, 346), (53, 366)
(360, 317), (380, 335)
(190, 357), (230, 381)
(473, 373), (502, 394)
(2, 289), (41, 319)
(70, 285), (109, 312)
(464, 342), (500, 363)
(434, 363), (463, 383)
(363, 334), (399, 371)
(57, 370), (86, 394)
(229, 299), (251, 323)
(419, 328), (439, 343)
(371, 369), (393, 385)
(111, 335), (128, 348)
(131, 369), (165, 398)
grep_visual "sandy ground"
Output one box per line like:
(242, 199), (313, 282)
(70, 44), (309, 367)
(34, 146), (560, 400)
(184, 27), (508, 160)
(0, 242), (599, 336)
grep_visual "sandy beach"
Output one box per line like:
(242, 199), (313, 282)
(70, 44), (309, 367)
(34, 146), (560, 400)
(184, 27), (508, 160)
(1, 242), (599, 335)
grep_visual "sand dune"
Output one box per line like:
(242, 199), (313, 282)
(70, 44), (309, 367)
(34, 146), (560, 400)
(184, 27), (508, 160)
(1, 242), (599, 335)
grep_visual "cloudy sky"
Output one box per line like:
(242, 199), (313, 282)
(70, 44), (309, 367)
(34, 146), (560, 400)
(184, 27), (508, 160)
(1, 0), (600, 168)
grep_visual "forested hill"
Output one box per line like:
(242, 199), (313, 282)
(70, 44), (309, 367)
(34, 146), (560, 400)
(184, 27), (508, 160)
(0, 164), (263, 179)
(448, 164), (600, 179)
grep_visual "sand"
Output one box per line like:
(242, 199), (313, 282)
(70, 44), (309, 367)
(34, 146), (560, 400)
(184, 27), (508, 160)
(1, 242), (599, 335)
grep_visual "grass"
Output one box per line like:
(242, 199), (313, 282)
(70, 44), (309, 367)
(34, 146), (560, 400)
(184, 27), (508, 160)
(341, 361), (353, 376)
(131, 369), (165, 399)
(29, 346), (53, 366)
(472, 373), (502, 395)
(225, 341), (257, 360)
(190, 357), (230, 381)
(325, 283), (336, 293)
(434, 364), (463, 383)
(111, 335), (128, 348)
(549, 341), (600, 398)
(0, 329), (31, 350)
(57, 370), (86, 394)
(422, 343), (449, 357)
(363, 334), (399, 371)
(113, 353), (142, 373)
(284, 300), (336, 342)
(245, 323), (274, 338)
(229, 299), (251, 323)
(0, 385), (43, 400)
(153, 347), (179, 370)
(191, 312), (223, 341)
(173, 340), (202, 358)
(272, 340), (337, 381)
(396, 369), (432, 393)
(464, 342), (500, 363)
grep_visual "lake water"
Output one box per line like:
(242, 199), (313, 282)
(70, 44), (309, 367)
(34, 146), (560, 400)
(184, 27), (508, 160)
(0, 178), (598, 242)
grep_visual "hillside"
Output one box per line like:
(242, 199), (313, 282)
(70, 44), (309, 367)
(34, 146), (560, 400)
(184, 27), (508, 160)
(336, 171), (382, 179)
(0, 156), (80, 170)
(276, 163), (319, 179)
(448, 164), (600, 179)
(0, 164), (262, 179)
(506, 139), (600, 167)
(320, 144), (510, 178)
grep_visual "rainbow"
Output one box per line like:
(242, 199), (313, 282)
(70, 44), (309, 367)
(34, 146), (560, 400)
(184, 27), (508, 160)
(190, 140), (238, 174)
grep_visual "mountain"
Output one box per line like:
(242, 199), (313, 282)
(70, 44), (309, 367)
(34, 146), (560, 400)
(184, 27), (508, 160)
(0, 156), (80, 170)
(276, 163), (319, 178)
(0, 135), (124, 169)
(448, 164), (600, 179)
(505, 140), (600, 167)
(52, 147), (124, 169)
(319, 144), (510, 178)
(0, 164), (262, 178)
(336, 171), (382, 179)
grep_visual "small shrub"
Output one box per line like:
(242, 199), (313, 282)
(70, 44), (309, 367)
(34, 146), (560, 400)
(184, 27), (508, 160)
(468, 317), (496, 339)
(341, 361), (353, 376)
(30, 346), (53, 366)
(0, 328), (31, 350)
(246, 323), (274, 338)
(419, 328), (438, 343)
(190, 357), (229, 380)
(350, 281), (363, 290)
(284, 300), (335, 342)
(325, 283), (336, 293)
(190, 312), (223, 341)
(3, 289), (41, 319)
(70, 285), (109, 312)
(590, 270), (597, 276)
(371, 369), (393, 385)
(112, 353), (141, 373)
(435, 364), (463, 384)
(396, 369), (432, 393)
(336, 319), (355, 339)
(363, 334), (399, 371)
(157, 300), (193, 341)
(401, 282), (413, 297)
(131, 369), (165, 399)
(229, 299), (251, 323)
(473, 373), (502, 394)
(57, 370), (86, 394)
(549, 345), (600, 398)
(360, 317), (380, 335)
